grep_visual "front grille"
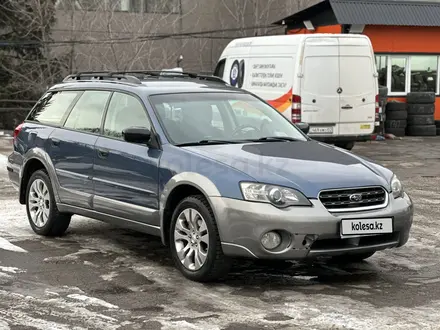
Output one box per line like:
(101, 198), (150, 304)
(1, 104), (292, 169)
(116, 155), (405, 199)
(319, 186), (387, 212)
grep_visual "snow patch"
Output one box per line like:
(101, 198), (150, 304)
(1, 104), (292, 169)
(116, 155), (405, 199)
(0, 155), (8, 175)
(0, 266), (24, 274)
(0, 320), (10, 330)
(67, 294), (119, 309)
(100, 271), (119, 281)
(0, 237), (27, 253)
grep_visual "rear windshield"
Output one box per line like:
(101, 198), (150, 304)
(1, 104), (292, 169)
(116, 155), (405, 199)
(149, 92), (307, 145)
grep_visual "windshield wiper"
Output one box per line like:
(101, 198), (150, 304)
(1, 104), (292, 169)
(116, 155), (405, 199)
(176, 139), (241, 147)
(253, 136), (302, 142)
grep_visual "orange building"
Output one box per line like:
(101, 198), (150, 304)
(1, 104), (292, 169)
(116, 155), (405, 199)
(273, 0), (440, 119)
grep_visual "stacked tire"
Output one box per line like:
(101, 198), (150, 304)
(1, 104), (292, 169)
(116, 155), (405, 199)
(385, 101), (407, 137)
(406, 92), (436, 136)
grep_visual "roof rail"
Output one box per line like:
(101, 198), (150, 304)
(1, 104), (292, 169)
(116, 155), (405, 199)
(63, 72), (142, 84)
(62, 70), (228, 85)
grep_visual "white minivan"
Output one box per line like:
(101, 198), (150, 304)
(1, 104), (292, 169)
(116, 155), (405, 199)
(214, 33), (379, 150)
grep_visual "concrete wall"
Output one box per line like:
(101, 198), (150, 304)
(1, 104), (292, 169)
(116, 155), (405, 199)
(52, 0), (319, 73)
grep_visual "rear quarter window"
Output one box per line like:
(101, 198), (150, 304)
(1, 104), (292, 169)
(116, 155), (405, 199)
(27, 91), (80, 126)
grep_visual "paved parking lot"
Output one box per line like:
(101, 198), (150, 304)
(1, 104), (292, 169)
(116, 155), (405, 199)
(1, 137), (440, 330)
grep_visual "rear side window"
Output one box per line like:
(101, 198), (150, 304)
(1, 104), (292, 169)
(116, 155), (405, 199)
(27, 91), (80, 126)
(64, 91), (111, 134)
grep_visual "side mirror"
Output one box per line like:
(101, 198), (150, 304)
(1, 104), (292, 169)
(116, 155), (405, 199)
(122, 127), (151, 144)
(296, 122), (310, 135)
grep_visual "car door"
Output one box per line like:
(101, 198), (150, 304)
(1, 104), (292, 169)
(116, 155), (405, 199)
(49, 90), (111, 209)
(93, 92), (161, 227)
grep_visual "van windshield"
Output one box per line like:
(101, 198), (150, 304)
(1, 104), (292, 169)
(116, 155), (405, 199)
(150, 92), (308, 145)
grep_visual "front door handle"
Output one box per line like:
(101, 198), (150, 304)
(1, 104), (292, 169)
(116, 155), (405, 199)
(341, 105), (353, 110)
(51, 138), (60, 146)
(97, 148), (109, 159)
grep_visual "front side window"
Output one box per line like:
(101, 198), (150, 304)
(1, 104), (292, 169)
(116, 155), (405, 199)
(390, 57), (407, 93)
(103, 92), (150, 140)
(64, 91), (111, 134)
(410, 56), (438, 93)
(27, 91), (80, 126)
(150, 92), (308, 145)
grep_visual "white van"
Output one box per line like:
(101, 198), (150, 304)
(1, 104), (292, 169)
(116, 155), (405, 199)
(214, 34), (379, 150)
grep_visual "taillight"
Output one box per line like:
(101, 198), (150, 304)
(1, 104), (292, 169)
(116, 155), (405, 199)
(13, 123), (23, 142)
(291, 94), (302, 123)
(375, 94), (380, 122)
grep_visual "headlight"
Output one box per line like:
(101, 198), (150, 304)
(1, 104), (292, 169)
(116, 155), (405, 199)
(240, 182), (311, 208)
(391, 174), (404, 198)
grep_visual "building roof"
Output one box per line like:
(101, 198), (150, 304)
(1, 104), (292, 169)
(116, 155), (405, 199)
(273, 0), (440, 28)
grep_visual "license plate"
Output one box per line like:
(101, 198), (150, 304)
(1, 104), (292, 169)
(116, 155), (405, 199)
(309, 126), (334, 134)
(360, 124), (371, 129)
(340, 218), (393, 236)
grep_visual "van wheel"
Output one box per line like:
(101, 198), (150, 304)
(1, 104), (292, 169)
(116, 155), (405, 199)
(170, 195), (231, 282)
(26, 170), (71, 236)
(335, 141), (354, 151)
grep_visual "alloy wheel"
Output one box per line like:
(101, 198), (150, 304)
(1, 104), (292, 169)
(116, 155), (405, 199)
(174, 208), (210, 271)
(28, 179), (50, 227)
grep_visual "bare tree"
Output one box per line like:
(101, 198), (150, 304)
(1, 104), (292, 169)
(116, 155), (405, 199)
(0, 0), (67, 99)
(218, 0), (318, 37)
(54, 0), (198, 72)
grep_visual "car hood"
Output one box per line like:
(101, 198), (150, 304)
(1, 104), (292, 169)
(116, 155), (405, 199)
(184, 140), (391, 198)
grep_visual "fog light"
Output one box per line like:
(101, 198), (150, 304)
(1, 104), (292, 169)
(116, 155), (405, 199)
(261, 231), (282, 250)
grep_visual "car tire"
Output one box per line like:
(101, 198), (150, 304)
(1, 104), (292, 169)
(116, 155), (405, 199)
(386, 101), (406, 112)
(435, 120), (440, 128)
(406, 125), (437, 136)
(384, 119), (407, 129)
(335, 141), (355, 151)
(406, 92), (435, 104)
(330, 251), (375, 263)
(385, 127), (406, 137)
(437, 127), (440, 136)
(385, 110), (407, 120)
(169, 195), (231, 282)
(407, 114), (435, 126)
(407, 103), (435, 115)
(26, 170), (71, 236)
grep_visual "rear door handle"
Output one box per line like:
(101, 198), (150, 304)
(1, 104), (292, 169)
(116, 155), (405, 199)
(341, 106), (353, 110)
(51, 138), (60, 146)
(97, 148), (109, 159)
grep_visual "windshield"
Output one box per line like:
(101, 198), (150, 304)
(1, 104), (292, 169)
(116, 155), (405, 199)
(150, 92), (308, 145)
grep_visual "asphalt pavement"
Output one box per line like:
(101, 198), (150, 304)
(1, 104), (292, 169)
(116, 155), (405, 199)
(1, 136), (440, 330)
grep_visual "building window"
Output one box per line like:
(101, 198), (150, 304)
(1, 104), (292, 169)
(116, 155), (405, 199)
(56, 0), (179, 13)
(375, 55), (388, 87)
(375, 54), (440, 95)
(410, 56), (437, 93)
(145, 0), (180, 14)
(390, 57), (407, 93)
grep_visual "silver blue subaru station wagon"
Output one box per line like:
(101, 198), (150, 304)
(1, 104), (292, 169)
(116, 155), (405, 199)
(7, 71), (414, 282)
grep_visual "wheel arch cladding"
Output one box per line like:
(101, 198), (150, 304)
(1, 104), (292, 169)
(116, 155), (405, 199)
(20, 148), (60, 204)
(160, 172), (220, 246)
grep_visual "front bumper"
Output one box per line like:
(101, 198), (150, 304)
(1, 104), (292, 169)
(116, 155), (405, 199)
(212, 192), (413, 260)
(310, 135), (372, 143)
